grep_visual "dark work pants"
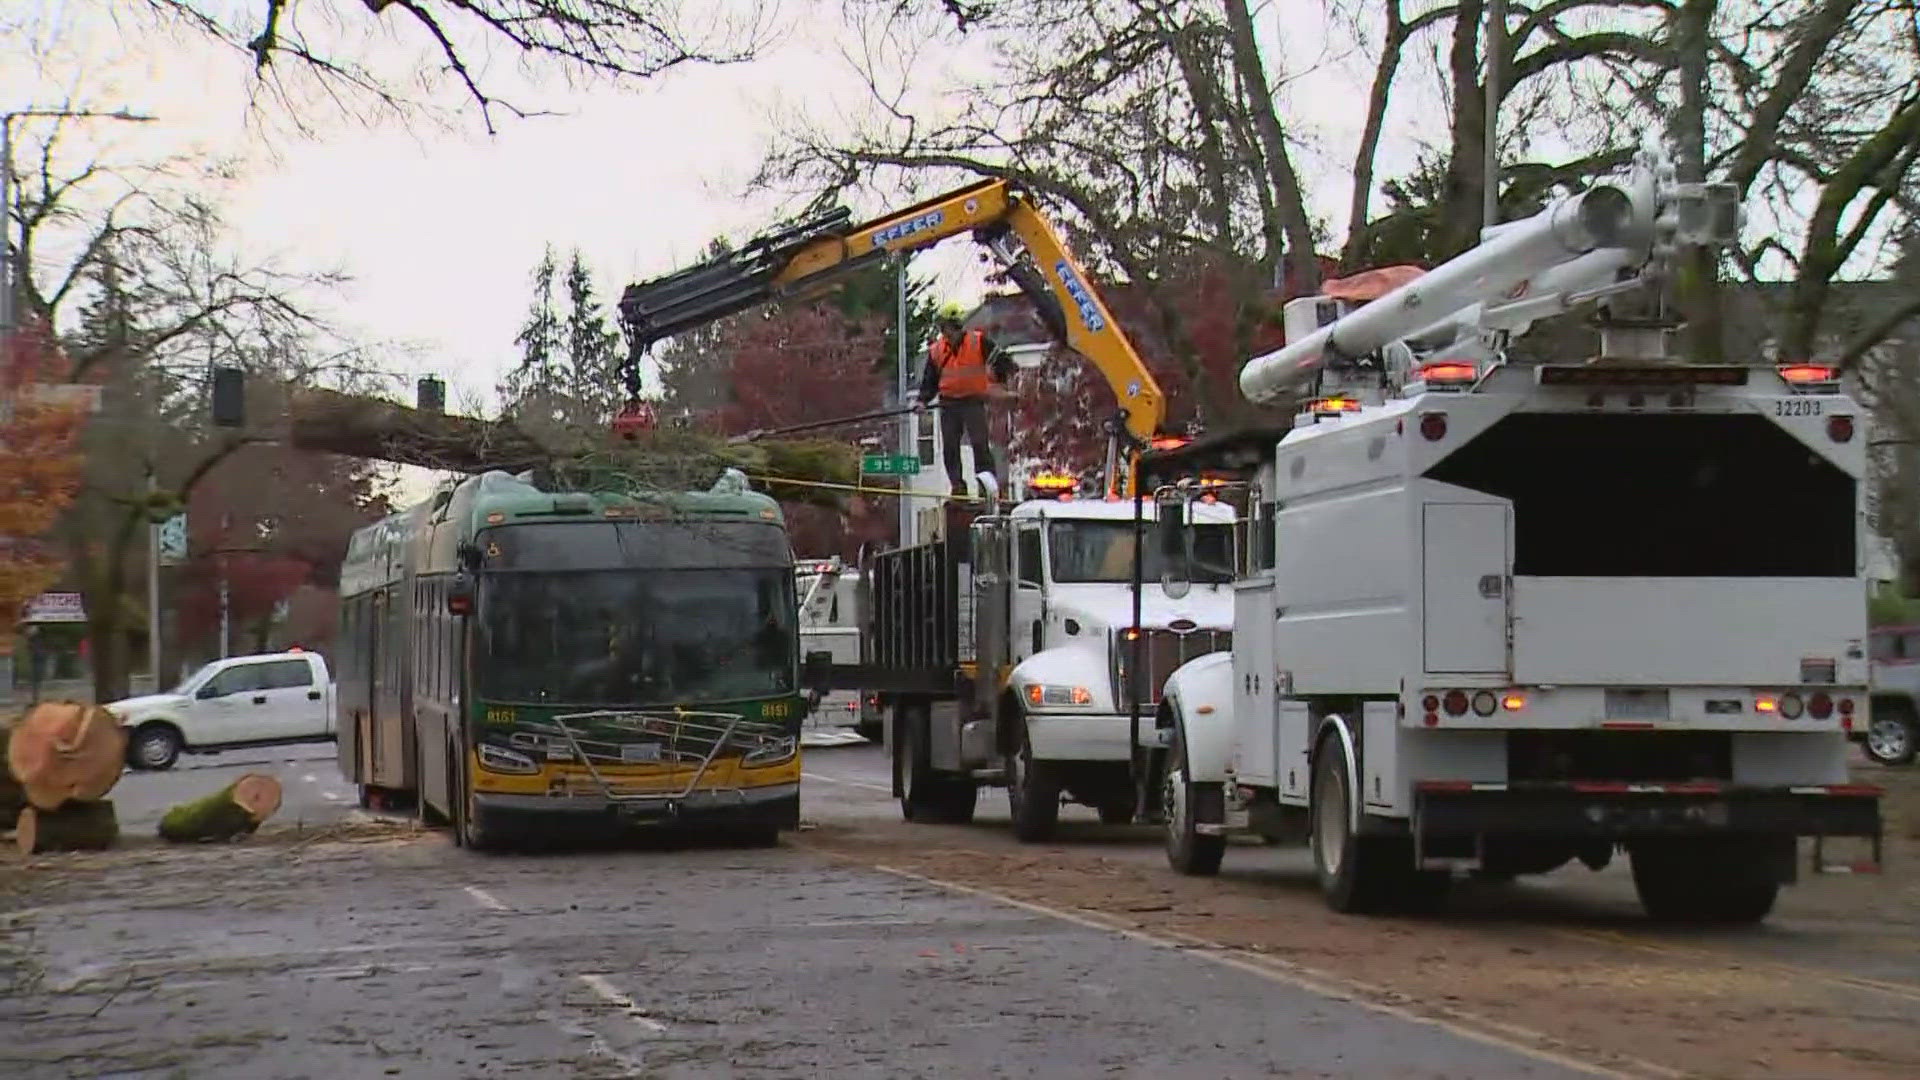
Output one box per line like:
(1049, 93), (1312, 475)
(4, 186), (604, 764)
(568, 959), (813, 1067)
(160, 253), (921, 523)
(939, 396), (995, 493)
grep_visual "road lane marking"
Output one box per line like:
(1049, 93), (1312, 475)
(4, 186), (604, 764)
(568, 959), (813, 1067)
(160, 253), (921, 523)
(537, 1008), (645, 1076)
(462, 885), (510, 912)
(802, 771), (892, 794)
(828, 856), (1673, 1080)
(301, 773), (318, 783)
(579, 973), (668, 1034)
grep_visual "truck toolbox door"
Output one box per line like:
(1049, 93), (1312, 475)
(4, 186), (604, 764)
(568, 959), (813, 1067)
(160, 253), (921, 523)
(1421, 502), (1511, 675)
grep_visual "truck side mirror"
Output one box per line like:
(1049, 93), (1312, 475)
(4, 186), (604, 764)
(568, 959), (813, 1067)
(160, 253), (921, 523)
(803, 650), (834, 696)
(448, 573), (475, 616)
(1156, 492), (1191, 598)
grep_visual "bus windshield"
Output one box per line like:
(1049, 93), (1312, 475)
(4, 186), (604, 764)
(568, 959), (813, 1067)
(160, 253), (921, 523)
(478, 568), (796, 707)
(1047, 521), (1235, 584)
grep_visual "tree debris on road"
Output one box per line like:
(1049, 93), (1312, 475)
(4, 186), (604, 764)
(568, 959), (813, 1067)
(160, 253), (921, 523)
(158, 774), (284, 843)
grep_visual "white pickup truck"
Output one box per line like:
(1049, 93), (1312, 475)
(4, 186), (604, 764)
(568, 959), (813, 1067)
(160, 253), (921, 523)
(106, 651), (337, 770)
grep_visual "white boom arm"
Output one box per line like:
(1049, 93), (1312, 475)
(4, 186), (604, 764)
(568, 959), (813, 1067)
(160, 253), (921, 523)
(1240, 156), (1682, 404)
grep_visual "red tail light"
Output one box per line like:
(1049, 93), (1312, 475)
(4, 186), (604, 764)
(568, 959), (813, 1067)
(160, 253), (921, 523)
(1827, 415), (1854, 442)
(1418, 361), (1478, 384)
(1809, 692), (1833, 720)
(1442, 690), (1469, 716)
(1778, 363), (1837, 384)
(1419, 413), (1448, 441)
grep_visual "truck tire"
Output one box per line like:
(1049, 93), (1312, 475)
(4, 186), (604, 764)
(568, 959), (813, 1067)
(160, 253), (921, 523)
(1865, 702), (1918, 766)
(895, 707), (977, 825)
(1163, 721), (1225, 876)
(1629, 837), (1780, 924)
(1006, 712), (1061, 842)
(1310, 729), (1449, 914)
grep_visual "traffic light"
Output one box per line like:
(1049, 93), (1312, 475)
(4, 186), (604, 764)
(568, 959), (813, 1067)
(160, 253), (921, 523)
(211, 366), (244, 427)
(417, 375), (446, 414)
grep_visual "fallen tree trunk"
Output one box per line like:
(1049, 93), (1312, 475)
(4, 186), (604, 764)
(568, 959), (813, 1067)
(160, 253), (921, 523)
(158, 773), (283, 843)
(0, 724), (22, 831)
(16, 800), (118, 854)
(6, 701), (126, 810)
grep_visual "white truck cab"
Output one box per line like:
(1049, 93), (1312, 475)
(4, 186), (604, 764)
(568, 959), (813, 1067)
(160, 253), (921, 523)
(107, 650), (337, 770)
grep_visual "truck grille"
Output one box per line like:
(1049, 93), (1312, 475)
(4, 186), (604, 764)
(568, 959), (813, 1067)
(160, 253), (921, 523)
(1114, 628), (1231, 710)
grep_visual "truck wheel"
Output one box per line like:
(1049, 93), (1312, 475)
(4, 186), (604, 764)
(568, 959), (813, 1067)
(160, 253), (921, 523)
(1630, 838), (1780, 924)
(1866, 703), (1918, 766)
(1005, 713), (1061, 842)
(895, 708), (977, 824)
(128, 723), (182, 771)
(1310, 730), (1448, 914)
(1163, 721), (1225, 876)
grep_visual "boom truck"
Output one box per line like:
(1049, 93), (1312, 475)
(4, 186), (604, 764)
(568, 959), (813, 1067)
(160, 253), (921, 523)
(1143, 147), (1882, 922)
(616, 178), (1230, 839)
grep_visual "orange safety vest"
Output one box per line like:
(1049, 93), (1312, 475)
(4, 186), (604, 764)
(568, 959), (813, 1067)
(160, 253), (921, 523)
(932, 330), (991, 398)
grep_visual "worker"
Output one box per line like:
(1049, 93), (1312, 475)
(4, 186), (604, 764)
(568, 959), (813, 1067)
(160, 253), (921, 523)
(912, 306), (1017, 499)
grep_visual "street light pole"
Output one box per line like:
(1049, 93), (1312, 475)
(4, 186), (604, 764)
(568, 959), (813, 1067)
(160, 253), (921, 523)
(1, 107), (156, 338)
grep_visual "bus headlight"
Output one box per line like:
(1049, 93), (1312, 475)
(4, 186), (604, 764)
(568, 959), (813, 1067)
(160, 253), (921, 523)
(477, 743), (540, 775)
(742, 736), (798, 768)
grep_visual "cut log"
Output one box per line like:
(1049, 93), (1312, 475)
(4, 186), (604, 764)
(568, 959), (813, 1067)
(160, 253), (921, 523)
(0, 732), (22, 831)
(158, 773), (284, 843)
(6, 701), (127, 810)
(16, 800), (119, 855)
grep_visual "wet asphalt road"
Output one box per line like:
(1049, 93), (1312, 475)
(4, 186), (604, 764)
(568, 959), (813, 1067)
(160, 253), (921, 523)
(0, 738), (1605, 1079)
(111, 742), (360, 835)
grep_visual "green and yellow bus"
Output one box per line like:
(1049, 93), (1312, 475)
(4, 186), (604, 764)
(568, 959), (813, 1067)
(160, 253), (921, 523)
(337, 468), (803, 848)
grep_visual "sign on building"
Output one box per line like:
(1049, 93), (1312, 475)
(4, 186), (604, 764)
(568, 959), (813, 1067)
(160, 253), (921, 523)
(21, 592), (87, 624)
(157, 513), (188, 566)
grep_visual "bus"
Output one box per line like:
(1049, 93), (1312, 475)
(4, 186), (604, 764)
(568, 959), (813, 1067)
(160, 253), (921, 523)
(336, 468), (803, 849)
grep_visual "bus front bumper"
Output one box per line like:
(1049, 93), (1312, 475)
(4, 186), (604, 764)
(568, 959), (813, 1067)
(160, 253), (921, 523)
(474, 781), (800, 828)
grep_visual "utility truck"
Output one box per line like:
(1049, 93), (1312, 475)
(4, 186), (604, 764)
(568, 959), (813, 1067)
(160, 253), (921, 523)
(857, 490), (1236, 838)
(1145, 148), (1882, 922)
(617, 177), (1225, 839)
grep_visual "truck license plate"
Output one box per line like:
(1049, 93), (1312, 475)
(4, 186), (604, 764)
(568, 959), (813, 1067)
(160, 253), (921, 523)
(1604, 689), (1669, 721)
(621, 742), (663, 763)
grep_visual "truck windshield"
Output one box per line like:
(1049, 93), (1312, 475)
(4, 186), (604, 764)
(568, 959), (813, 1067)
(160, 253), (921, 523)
(477, 569), (796, 707)
(1048, 522), (1234, 584)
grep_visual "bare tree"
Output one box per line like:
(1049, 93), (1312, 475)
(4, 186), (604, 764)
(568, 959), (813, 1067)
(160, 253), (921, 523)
(129, 0), (773, 132)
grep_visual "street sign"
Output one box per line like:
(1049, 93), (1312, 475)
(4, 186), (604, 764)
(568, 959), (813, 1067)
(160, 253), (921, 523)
(157, 513), (187, 566)
(861, 454), (921, 476)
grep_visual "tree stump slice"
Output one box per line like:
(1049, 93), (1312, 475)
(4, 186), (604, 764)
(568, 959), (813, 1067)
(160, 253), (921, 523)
(5, 701), (127, 810)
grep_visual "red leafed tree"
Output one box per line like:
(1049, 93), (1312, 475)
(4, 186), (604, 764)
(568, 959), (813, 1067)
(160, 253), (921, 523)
(171, 442), (388, 656)
(0, 319), (87, 626)
(671, 303), (897, 556)
(1001, 255), (1304, 479)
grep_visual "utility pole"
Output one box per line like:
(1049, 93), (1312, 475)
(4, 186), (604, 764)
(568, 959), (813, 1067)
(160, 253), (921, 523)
(147, 471), (161, 690)
(895, 255), (912, 547)
(1483, 0), (1506, 233)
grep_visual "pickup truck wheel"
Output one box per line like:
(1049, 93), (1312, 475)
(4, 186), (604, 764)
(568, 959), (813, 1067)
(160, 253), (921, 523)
(1163, 722), (1225, 876)
(1005, 714), (1061, 842)
(128, 723), (182, 771)
(1630, 837), (1779, 924)
(895, 707), (976, 825)
(1866, 704), (1917, 766)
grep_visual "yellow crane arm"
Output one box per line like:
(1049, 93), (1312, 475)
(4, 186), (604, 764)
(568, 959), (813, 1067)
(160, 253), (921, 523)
(619, 177), (1166, 445)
